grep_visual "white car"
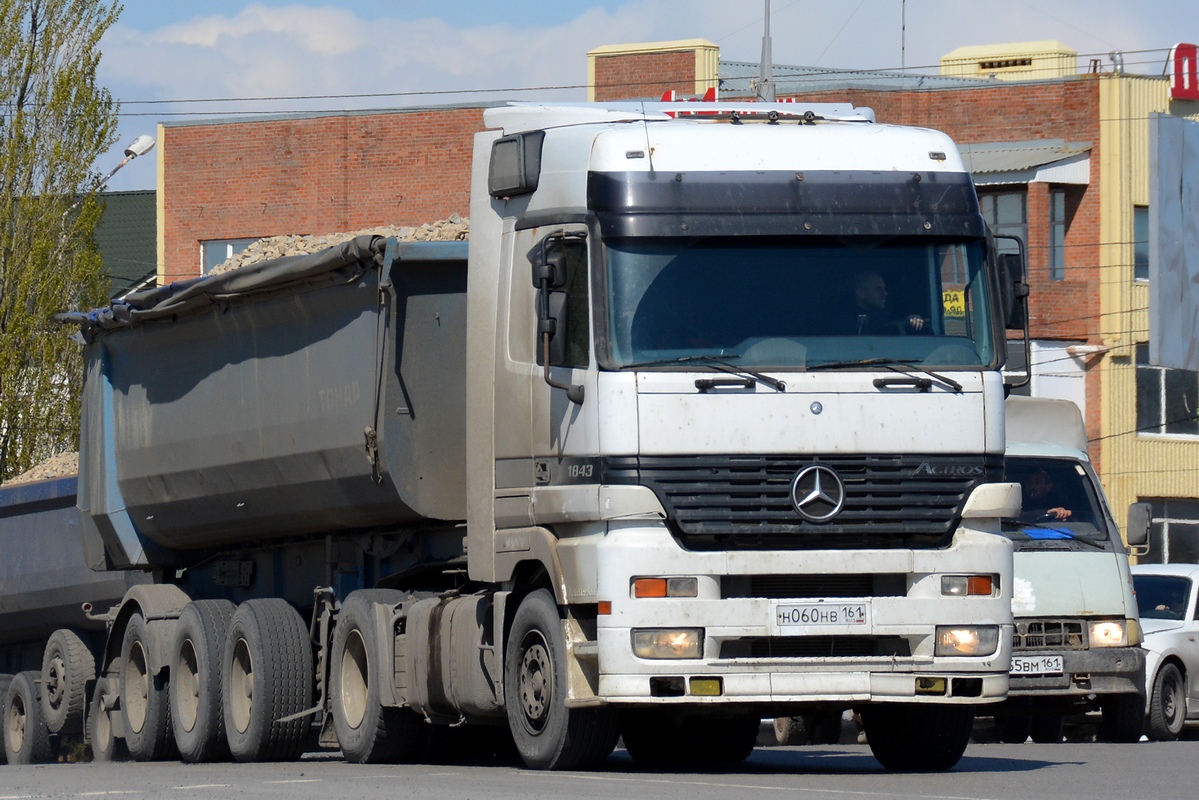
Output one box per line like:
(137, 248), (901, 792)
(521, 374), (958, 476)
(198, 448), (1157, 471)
(1130, 563), (1199, 740)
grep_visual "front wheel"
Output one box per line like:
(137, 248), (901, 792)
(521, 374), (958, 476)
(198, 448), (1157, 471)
(1146, 664), (1186, 741)
(504, 589), (618, 770)
(861, 703), (973, 771)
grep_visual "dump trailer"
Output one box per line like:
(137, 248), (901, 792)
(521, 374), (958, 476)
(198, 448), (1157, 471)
(989, 395), (1147, 743)
(1, 477), (148, 763)
(43, 100), (1020, 772)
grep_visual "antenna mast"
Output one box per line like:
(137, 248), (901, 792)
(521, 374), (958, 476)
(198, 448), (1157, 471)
(758, 0), (776, 101)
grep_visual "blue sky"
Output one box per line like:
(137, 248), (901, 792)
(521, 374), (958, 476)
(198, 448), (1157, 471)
(96, 1), (1198, 190)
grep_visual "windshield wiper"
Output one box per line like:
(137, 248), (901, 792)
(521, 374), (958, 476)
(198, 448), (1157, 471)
(808, 357), (962, 393)
(622, 353), (786, 392)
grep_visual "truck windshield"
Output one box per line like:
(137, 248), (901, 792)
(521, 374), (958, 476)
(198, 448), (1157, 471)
(1002, 456), (1112, 550)
(603, 236), (997, 370)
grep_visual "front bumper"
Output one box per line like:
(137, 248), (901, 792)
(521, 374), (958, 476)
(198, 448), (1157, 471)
(1006, 646), (1146, 700)
(592, 521), (1014, 706)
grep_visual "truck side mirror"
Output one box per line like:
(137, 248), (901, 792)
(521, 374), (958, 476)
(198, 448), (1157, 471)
(998, 252), (1029, 331)
(1126, 502), (1151, 552)
(529, 237), (584, 405)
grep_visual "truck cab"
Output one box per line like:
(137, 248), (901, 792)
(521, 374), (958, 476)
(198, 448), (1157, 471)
(995, 395), (1145, 742)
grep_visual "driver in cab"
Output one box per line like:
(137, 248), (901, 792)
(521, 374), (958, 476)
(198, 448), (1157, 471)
(850, 269), (927, 335)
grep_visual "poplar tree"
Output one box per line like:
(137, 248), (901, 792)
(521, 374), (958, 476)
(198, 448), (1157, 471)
(0, 0), (120, 479)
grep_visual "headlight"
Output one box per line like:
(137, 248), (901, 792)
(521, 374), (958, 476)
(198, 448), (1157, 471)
(631, 628), (703, 659)
(1090, 619), (1129, 648)
(934, 625), (1000, 657)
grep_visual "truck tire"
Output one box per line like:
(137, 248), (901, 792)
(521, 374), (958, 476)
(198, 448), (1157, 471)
(1146, 663), (1186, 741)
(1099, 693), (1145, 743)
(89, 677), (129, 762)
(3, 671), (53, 764)
(171, 600), (236, 762)
(773, 715), (809, 746)
(861, 703), (973, 771)
(621, 711), (757, 767)
(121, 612), (176, 760)
(42, 628), (96, 735)
(0, 674), (11, 765)
(504, 589), (619, 770)
(330, 590), (423, 764)
(222, 599), (313, 762)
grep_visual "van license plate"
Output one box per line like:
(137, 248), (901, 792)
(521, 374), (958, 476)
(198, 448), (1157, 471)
(1010, 655), (1064, 675)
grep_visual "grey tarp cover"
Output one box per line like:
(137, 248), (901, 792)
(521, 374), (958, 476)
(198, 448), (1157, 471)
(60, 234), (386, 332)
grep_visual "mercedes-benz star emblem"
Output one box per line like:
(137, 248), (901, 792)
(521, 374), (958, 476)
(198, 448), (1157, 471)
(789, 464), (846, 523)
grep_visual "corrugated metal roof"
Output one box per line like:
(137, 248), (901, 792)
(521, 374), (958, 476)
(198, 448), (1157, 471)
(957, 140), (1092, 174)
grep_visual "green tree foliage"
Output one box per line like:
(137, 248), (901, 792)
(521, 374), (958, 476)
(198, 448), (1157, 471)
(0, 0), (120, 479)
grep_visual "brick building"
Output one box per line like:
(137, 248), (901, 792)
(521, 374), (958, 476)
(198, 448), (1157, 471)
(149, 38), (1199, 558)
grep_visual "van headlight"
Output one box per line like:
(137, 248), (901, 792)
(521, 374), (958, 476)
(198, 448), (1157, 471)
(1090, 619), (1130, 648)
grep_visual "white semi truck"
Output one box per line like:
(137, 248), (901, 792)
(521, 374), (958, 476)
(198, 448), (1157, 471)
(14, 100), (1018, 772)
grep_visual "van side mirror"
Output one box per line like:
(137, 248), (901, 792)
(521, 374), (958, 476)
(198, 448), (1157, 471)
(1126, 502), (1151, 553)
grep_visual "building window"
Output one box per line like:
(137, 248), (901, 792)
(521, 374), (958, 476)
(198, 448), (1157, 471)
(979, 191), (1027, 255)
(1049, 189), (1066, 280)
(1133, 205), (1149, 281)
(1139, 498), (1199, 564)
(1136, 343), (1199, 436)
(201, 238), (258, 273)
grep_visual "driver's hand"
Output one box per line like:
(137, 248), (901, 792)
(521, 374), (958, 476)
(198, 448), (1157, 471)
(906, 315), (926, 331)
(1046, 506), (1072, 520)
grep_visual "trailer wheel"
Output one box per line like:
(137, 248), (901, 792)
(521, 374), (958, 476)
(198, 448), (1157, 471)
(121, 612), (175, 760)
(89, 677), (129, 762)
(861, 703), (973, 771)
(504, 589), (619, 770)
(1099, 693), (1145, 743)
(621, 711), (758, 767)
(3, 671), (53, 764)
(171, 600), (236, 762)
(330, 590), (423, 763)
(42, 628), (96, 735)
(222, 599), (313, 762)
(0, 674), (11, 765)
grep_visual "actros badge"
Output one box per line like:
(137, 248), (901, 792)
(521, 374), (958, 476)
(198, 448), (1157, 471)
(789, 464), (846, 523)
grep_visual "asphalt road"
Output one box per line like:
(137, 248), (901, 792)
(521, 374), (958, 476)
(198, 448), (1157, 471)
(0, 740), (1193, 800)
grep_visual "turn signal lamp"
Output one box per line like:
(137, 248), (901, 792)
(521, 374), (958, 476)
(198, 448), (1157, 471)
(633, 577), (698, 598)
(940, 575), (995, 596)
(632, 629), (703, 659)
(934, 625), (999, 657)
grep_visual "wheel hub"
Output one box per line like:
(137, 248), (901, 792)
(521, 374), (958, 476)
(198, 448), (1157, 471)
(518, 637), (551, 731)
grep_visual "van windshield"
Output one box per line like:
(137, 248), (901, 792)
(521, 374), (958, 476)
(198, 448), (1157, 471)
(1002, 456), (1112, 550)
(603, 235), (997, 371)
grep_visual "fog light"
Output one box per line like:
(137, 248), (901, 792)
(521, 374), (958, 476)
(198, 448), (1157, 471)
(941, 575), (995, 596)
(632, 628), (703, 659)
(1089, 619), (1128, 648)
(934, 625), (999, 656)
(915, 677), (947, 696)
(689, 677), (723, 696)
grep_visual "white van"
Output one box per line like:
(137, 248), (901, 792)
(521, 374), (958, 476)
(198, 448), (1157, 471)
(993, 396), (1148, 742)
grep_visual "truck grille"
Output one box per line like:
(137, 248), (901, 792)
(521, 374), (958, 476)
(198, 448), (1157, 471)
(719, 636), (912, 659)
(1013, 619), (1087, 650)
(603, 454), (999, 550)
